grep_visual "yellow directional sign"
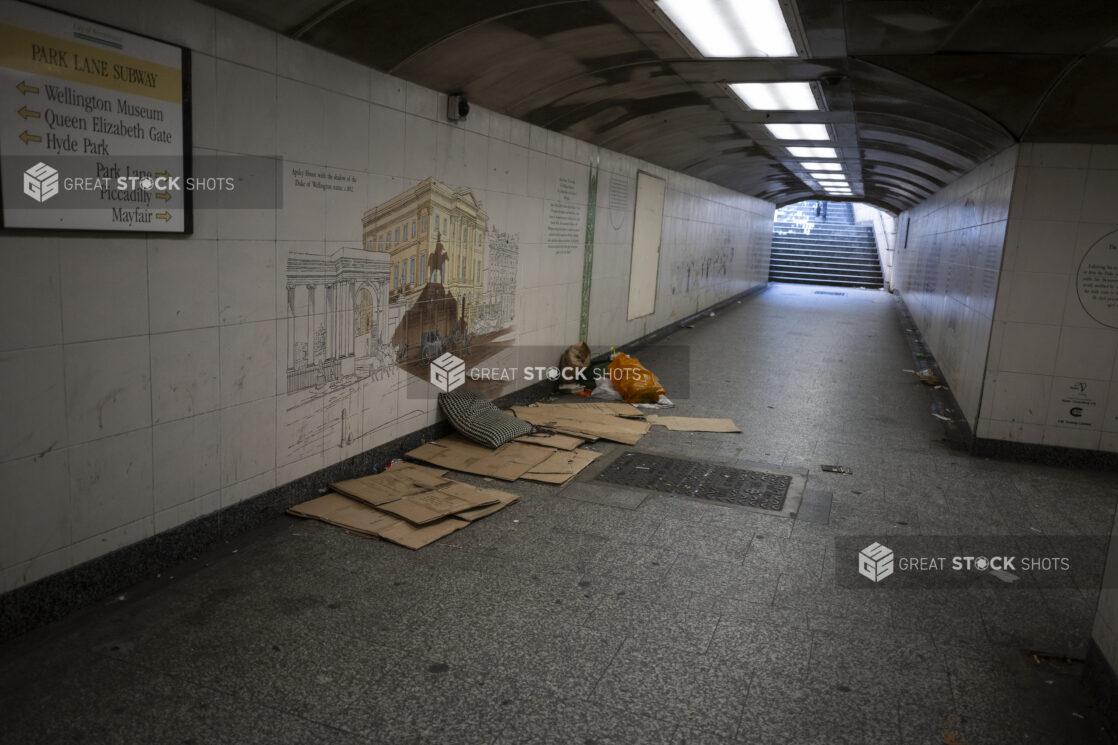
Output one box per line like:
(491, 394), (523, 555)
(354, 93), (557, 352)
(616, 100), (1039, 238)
(155, 192), (171, 201)
(155, 211), (172, 222)
(16, 80), (38, 95)
(17, 106), (39, 119)
(18, 130), (40, 144)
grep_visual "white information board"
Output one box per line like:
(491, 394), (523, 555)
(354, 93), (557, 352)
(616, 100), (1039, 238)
(627, 171), (665, 320)
(0, 0), (188, 231)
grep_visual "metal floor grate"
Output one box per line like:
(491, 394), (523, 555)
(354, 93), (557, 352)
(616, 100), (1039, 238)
(813, 290), (846, 296)
(594, 451), (792, 511)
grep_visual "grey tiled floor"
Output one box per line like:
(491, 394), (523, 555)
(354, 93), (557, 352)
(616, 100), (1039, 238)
(3, 283), (1117, 744)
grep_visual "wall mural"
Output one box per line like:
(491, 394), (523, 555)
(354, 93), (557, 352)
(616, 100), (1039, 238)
(279, 177), (519, 465)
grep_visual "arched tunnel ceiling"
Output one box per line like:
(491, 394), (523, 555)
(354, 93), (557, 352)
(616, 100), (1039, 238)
(201, 0), (1118, 212)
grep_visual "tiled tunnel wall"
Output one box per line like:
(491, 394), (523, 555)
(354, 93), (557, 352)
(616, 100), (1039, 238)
(891, 147), (1018, 427)
(980, 143), (1118, 452)
(894, 144), (1118, 454)
(0, 0), (774, 594)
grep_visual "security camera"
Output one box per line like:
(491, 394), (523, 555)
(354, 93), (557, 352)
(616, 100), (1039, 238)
(447, 94), (469, 122)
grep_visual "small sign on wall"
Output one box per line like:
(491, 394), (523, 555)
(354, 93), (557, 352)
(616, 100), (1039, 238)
(1049, 378), (1108, 430)
(1077, 229), (1118, 329)
(0, 0), (190, 232)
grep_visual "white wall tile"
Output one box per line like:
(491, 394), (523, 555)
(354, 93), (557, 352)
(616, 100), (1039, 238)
(71, 518), (154, 566)
(152, 412), (220, 513)
(1013, 220), (1077, 274)
(215, 9), (276, 72)
(1029, 144), (1092, 169)
(998, 322), (1060, 376)
(369, 104), (406, 177)
(996, 271), (1067, 325)
(403, 115), (440, 180)
(0, 237), (61, 351)
(277, 36), (369, 99)
(147, 239), (219, 333)
(150, 328), (220, 423)
(154, 490), (221, 533)
(1042, 426), (1100, 450)
(219, 320), (277, 407)
(1, 548), (72, 594)
(220, 398), (276, 487)
(219, 240), (277, 324)
(60, 241), (149, 343)
(326, 94), (370, 171)
(276, 78), (326, 165)
(1080, 169), (1118, 224)
(191, 54), (219, 151)
(1018, 166), (1086, 222)
(0, 450), (69, 570)
(0, 346), (67, 462)
(215, 61), (276, 156)
(64, 336), (152, 444)
(68, 428), (153, 543)
(369, 68), (405, 110)
(1054, 327), (1118, 381)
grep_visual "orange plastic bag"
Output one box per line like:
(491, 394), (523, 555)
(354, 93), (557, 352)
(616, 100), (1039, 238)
(607, 352), (665, 404)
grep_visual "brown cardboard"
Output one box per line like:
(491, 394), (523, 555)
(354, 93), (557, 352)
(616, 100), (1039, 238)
(522, 448), (601, 484)
(511, 406), (650, 445)
(373, 486), (501, 525)
(645, 415), (742, 432)
(441, 481), (520, 520)
(406, 434), (556, 481)
(515, 432), (586, 450)
(331, 462), (453, 505)
(287, 493), (467, 549)
(541, 402), (645, 418)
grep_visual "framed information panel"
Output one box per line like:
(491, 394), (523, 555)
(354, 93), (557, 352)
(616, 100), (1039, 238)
(0, 0), (190, 231)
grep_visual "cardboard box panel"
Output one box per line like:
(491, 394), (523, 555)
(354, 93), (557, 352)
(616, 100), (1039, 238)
(406, 434), (555, 481)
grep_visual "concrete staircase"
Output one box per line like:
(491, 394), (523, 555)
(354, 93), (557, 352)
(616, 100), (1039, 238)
(769, 201), (884, 288)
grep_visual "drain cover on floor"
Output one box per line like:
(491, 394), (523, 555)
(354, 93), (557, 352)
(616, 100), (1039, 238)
(594, 451), (792, 511)
(813, 290), (846, 296)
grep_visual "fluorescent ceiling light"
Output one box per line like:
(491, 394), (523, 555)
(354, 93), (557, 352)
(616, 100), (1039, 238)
(802, 162), (842, 171)
(811, 173), (847, 180)
(729, 82), (817, 110)
(787, 146), (837, 158)
(766, 123), (829, 140)
(823, 182), (851, 189)
(656, 0), (797, 57)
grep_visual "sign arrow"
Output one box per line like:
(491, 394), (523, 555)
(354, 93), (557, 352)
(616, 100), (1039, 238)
(155, 171), (171, 179)
(19, 130), (41, 144)
(155, 211), (172, 222)
(155, 192), (171, 201)
(16, 81), (39, 95)
(18, 106), (40, 119)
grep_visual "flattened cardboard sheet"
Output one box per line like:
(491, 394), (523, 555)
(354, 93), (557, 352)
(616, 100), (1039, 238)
(645, 415), (741, 433)
(522, 448), (602, 485)
(541, 402), (645, 419)
(511, 406), (650, 445)
(287, 493), (466, 549)
(373, 486), (500, 525)
(443, 482), (521, 520)
(331, 462), (452, 505)
(515, 432), (587, 450)
(406, 434), (556, 481)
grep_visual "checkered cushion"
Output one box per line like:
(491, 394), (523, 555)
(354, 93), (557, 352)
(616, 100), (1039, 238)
(438, 390), (533, 449)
